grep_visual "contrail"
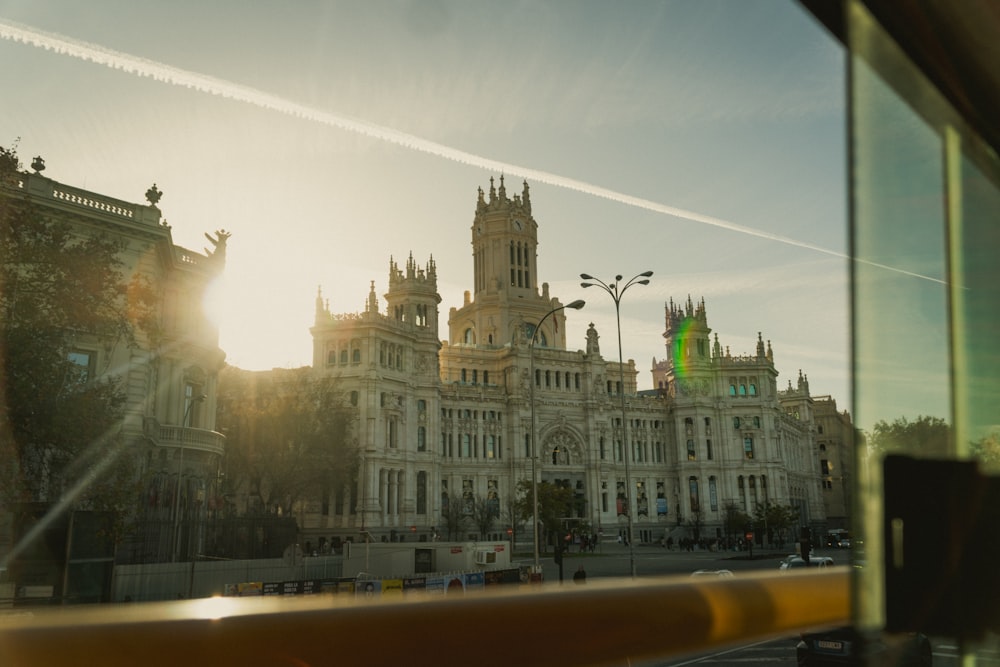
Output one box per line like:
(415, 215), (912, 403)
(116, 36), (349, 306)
(0, 19), (945, 284)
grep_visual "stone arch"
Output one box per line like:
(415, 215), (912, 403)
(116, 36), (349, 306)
(541, 426), (585, 466)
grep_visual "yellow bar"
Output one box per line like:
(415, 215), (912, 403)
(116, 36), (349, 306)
(0, 569), (849, 667)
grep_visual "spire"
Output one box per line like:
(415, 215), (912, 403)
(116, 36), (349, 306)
(367, 281), (379, 314)
(489, 176), (496, 202)
(498, 173), (507, 201)
(315, 285), (326, 320)
(522, 180), (531, 214)
(713, 333), (722, 358)
(766, 339), (773, 362)
(757, 332), (766, 358)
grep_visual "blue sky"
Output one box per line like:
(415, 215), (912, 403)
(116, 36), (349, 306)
(0, 1), (849, 406)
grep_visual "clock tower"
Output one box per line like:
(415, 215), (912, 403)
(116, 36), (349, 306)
(448, 175), (573, 350)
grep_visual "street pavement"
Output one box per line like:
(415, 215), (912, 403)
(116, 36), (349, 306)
(514, 540), (823, 582)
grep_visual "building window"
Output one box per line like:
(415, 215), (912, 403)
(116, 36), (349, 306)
(739, 384), (747, 396)
(709, 476), (718, 512)
(729, 384), (737, 396)
(525, 434), (531, 458)
(706, 439), (713, 460)
(418, 399), (426, 413)
(416, 472), (427, 514)
(340, 349), (348, 364)
(733, 417), (741, 429)
(352, 347), (361, 363)
(417, 426), (426, 452)
(753, 416), (761, 428)
(350, 390), (359, 406)
(599, 437), (605, 460)
(749, 383), (757, 396)
(462, 434), (471, 458)
(486, 435), (496, 459)
(387, 418), (397, 448)
(462, 479), (474, 514)
(744, 436), (754, 459)
(821, 459), (830, 475)
(688, 477), (700, 512)
(686, 439), (696, 461)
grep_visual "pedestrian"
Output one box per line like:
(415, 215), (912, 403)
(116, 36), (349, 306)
(573, 565), (587, 584)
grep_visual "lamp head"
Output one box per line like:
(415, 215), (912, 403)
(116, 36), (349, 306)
(566, 299), (585, 310)
(581, 282), (594, 288)
(580, 273), (593, 280)
(640, 270), (654, 278)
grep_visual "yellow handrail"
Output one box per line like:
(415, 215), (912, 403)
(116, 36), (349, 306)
(0, 569), (849, 667)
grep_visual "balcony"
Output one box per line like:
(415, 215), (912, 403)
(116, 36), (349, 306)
(145, 418), (226, 457)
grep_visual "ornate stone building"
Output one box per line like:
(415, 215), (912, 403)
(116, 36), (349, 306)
(1, 163), (227, 567)
(307, 176), (829, 546)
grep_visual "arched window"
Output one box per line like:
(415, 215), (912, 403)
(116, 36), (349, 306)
(749, 383), (757, 396)
(340, 349), (348, 364)
(464, 328), (475, 344)
(729, 384), (737, 396)
(739, 384), (747, 396)
(352, 347), (361, 363)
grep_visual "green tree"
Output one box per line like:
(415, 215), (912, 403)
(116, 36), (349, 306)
(513, 479), (573, 553)
(753, 501), (798, 548)
(866, 415), (951, 457)
(215, 366), (359, 517)
(722, 502), (751, 545)
(0, 143), (153, 540)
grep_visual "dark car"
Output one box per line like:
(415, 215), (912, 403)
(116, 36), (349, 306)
(797, 627), (932, 666)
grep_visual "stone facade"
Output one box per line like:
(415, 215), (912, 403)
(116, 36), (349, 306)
(306, 176), (831, 546)
(1, 167), (227, 565)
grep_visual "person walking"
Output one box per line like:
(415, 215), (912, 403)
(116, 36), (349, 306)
(573, 565), (587, 584)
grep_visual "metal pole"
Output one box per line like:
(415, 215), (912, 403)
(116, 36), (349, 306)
(530, 300), (585, 575)
(172, 394), (205, 563)
(581, 272), (652, 578)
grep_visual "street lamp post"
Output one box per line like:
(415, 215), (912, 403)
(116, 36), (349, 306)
(172, 393), (206, 563)
(580, 271), (652, 578)
(529, 299), (585, 575)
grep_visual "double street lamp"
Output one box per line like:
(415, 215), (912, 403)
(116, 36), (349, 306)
(581, 271), (652, 578)
(529, 299), (585, 573)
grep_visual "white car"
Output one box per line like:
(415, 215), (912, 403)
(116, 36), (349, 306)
(780, 556), (834, 570)
(691, 569), (735, 578)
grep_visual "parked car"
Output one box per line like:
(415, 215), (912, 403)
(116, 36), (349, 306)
(780, 556), (834, 570)
(797, 627), (932, 666)
(690, 569), (734, 578)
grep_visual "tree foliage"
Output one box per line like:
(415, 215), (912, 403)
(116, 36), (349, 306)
(440, 493), (468, 541)
(215, 366), (359, 517)
(752, 501), (798, 547)
(0, 144), (149, 533)
(470, 494), (498, 539)
(865, 415), (951, 457)
(513, 479), (574, 551)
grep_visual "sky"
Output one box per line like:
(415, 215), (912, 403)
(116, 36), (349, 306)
(0, 1), (850, 409)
